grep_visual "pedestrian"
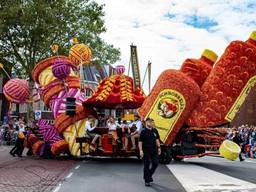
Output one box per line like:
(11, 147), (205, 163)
(12, 117), (21, 133)
(4, 126), (11, 145)
(233, 131), (245, 161)
(25, 126), (33, 156)
(139, 118), (161, 187)
(9, 132), (24, 157)
(9, 126), (25, 157)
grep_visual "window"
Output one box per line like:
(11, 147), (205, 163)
(85, 88), (93, 98)
(43, 105), (51, 112)
(94, 73), (101, 82)
(83, 65), (95, 81)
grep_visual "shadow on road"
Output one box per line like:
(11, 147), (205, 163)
(83, 156), (142, 164)
(151, 183), (181, 192)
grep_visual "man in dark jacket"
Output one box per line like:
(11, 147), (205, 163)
(10, 131), (25, 157)
(139, 118), (161, 187)
(233, 131), (245, 161)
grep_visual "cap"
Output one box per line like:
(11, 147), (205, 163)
(249, 31), (256, 41)
(202, 49), (218, 63)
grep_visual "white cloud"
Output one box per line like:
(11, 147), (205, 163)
(95, 0), (256, 94)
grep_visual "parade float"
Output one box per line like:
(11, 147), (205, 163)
(139, 31), (256, 163)
(2, 31), (256, 162)
(31, 43), (97, 156)
(79, 65), (145, 156)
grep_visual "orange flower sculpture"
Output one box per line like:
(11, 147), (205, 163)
(84, 65), (145, 109)
(32, 55), (97, 156)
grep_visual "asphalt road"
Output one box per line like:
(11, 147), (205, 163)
(57, 157), (186, 192)
(55, 156), (256, 192)
(184, 156), (256, 184)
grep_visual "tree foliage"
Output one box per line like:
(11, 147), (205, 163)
(0, 0), (120, 79)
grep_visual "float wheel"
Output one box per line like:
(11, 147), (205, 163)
(173, 156), (184, 162)
(159, 146), (172, 164)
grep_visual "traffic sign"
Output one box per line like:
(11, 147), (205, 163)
(34, 110), (42, 120)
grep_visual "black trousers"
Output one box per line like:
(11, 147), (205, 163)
(10, 145), (17, 154)
(239, 153), (244, 161)
(143, 149), (159, 182)
(10, 138), (24, 156)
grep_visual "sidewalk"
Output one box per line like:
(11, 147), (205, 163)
(0, 146), (15, 165)
(0, 145), (76, 192)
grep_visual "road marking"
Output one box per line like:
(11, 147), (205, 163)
(52, 184), (62, 192)
(66, 172), (73, 179)
(167, 163), (256, 192)
(75, 165), (80, 169)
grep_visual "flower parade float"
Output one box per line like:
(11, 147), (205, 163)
(187, 31), (256, 127)
(3, 31), (255, 162)
(3, 41), (146, 158)
(32, 46), (97, 156)
(81, 65), (145, 156)
(138, 49), (218, 146)
(139, 31), (256, 163)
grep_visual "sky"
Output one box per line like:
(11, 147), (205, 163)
(95, 0), (256, 94)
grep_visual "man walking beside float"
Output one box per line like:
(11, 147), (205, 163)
(139, 118), (161, 187)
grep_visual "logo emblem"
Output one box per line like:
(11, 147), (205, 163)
(157, 98), (178, 118)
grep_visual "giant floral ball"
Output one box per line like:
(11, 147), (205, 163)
(115, 65), (125, 74)
(69, 43), (92, 66)
(3, 78), (30, 103)
(52, 59), (71, 80)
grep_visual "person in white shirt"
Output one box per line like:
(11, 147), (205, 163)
(130, 115), (143, 151)
(85, 116), (103, 152)
(107, 116), (120, 148)
(121, 120), (131, 151)
(19, 123), (25, 132)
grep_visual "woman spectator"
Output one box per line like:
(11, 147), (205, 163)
(121, 120), (130, 151)
(107, 116), (120, 153)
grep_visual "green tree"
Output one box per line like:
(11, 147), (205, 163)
(0, 0), (120, 80)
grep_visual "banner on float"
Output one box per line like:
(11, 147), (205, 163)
(130, 45), (141, 88)
(225, 75), (256, 122)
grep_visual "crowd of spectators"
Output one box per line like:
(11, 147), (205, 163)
(0, 117), (34, 146)
(227, 124), (256, 159)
